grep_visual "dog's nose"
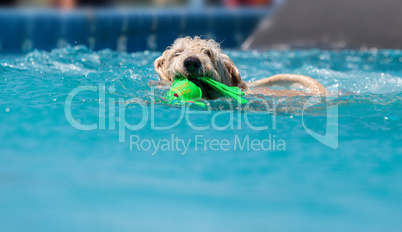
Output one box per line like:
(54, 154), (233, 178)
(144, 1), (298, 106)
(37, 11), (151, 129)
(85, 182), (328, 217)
(184, 57), (201, 72)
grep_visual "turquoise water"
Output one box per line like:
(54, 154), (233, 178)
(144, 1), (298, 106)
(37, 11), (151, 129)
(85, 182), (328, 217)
(0, 46), (401, 232)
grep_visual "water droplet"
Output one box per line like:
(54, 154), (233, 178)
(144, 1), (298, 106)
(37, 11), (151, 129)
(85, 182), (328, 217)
(384, 117), (388, 120)
(5, 108), (10, 112)
(108, 86), (116, 93)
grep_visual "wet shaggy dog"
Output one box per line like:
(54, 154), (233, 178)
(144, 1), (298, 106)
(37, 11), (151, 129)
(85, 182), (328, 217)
(154, 36), (327, 98)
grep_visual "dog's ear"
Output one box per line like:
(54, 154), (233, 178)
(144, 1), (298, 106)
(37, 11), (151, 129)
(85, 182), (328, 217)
(224, 58), (249, 91)
(154, 55), (171, 81)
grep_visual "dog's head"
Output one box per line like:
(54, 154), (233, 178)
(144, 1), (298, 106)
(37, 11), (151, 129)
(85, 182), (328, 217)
(154, 36), (249, 92)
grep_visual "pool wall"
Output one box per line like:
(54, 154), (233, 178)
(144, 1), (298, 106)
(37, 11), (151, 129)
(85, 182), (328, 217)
(244, 0), (402, 49)
(0, 8), (270, 53)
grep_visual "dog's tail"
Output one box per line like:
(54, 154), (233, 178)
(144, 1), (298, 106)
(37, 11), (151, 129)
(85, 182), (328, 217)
(247, 74), (327, 95)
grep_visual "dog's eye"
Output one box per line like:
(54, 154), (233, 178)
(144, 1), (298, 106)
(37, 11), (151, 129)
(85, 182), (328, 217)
(173, 50), (183, 57)
(204, 50), (213, 58)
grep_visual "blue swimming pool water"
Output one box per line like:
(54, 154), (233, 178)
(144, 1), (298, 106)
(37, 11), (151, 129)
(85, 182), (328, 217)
(0, 46), (401, 232)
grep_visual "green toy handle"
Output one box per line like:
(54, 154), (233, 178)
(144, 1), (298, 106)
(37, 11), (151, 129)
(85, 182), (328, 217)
(198, 76), (248, 104)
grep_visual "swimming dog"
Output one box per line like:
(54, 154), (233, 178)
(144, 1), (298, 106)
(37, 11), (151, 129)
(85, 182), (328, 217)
(154, 36), (327, 98)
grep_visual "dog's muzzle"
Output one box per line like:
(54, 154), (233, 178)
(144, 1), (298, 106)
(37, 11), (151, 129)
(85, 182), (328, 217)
(184, 56), (201, 75)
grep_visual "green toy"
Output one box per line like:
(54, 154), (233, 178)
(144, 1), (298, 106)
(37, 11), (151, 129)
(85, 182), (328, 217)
(165, 76), (248, 107)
